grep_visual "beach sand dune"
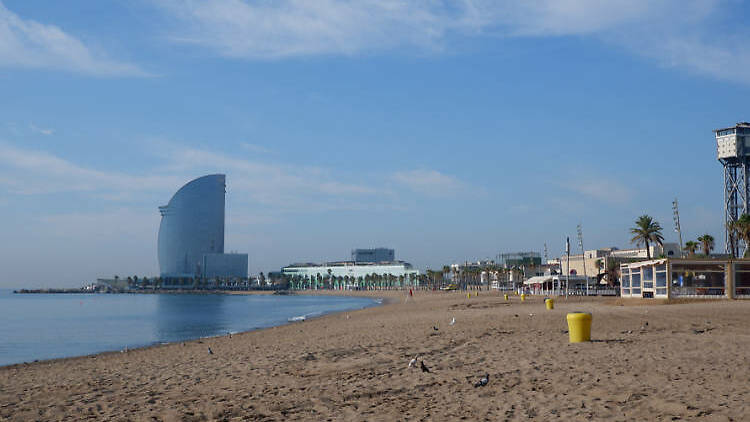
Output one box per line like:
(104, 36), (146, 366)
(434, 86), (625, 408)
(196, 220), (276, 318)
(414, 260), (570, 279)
(2, 291), (750, 420)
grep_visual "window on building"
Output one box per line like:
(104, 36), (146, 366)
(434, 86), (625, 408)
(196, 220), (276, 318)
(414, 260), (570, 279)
(671, 263), (725, 296)
(631, 270), (641, 288)
(734, 264), (750, 296)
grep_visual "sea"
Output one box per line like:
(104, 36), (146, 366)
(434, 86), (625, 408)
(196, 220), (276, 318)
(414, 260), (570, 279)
(0, 289), (379, 367)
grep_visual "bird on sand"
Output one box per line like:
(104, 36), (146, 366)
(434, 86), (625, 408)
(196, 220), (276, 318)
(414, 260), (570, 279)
(474, 373), (489, 388)
(420, 360), (431, 373)
(449, 317), (456, 326)
(408, 355), (419, 368)
(207, 347), (213, 355)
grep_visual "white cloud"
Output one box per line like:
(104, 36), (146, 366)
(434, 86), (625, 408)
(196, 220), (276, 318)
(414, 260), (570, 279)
(0, 1), (148, 76)
(155, 0), (462, 59)
(560, 177), (634, 205)
(155, 0), (750, 84)
(29, 123), (53, 136)
(239, 142), (272, 154)
(0, 142), (180, 195)
(0, 141), (381, 212)
(391, 169), (468, 197)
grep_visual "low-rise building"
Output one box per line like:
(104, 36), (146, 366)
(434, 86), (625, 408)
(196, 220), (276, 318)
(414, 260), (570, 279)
(560, 243), (681, 282)
(620, 257), (750, 299)
(282, 261), (418, 280)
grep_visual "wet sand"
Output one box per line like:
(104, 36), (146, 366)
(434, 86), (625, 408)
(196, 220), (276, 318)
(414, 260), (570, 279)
(1, 290), (749, 421)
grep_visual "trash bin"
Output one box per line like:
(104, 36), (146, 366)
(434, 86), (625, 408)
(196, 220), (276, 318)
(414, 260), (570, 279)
(566, 312), (592, 343)
(545, 298), (554, 310)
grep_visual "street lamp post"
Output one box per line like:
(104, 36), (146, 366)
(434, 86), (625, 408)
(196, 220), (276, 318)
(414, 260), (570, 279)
(577, 224), (588, 296)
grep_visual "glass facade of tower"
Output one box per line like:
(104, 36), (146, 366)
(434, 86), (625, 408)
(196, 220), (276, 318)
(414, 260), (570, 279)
(158, 174), (226, 278)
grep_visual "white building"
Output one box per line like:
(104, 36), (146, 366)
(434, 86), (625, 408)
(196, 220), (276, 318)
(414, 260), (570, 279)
(282, 261), (419, 280)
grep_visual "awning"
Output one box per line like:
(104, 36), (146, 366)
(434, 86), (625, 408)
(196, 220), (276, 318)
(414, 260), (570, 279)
(623, 259), (667, 269)
(524, 276), (553, 285)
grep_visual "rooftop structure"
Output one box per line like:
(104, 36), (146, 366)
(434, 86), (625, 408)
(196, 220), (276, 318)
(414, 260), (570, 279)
(715, 122), (750, 256)
(351, 248), (395, 263)
(499, 252), (541, 269)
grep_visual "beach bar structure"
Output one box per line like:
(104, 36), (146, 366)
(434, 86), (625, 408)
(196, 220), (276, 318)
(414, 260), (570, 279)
(620, 258), (750, 299)
(523, 275), (618, 296)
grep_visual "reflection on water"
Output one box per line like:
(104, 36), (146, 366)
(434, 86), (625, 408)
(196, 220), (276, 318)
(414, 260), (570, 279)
(154, 294), (228, 341)
(0, 290), (376, 366)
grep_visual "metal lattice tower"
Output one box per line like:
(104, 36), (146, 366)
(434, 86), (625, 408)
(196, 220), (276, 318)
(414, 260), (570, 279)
(715, 122), (750, 256)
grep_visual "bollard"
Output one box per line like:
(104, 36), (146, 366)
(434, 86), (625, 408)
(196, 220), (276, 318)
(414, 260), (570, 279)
(566, 312), (592, 343)
(504, 294), (509, 301)
(545, 298), (554, 310)
(520, 293), (526, 302)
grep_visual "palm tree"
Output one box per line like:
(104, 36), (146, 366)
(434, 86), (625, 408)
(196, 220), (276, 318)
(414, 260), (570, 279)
(684, 240), (698, 257)
(697, 234), (715, 257)
(730, 213), (750, 257)
(630, 215), (664, 259)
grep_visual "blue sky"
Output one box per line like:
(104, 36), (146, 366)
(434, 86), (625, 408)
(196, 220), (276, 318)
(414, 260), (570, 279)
(1, 0), (749, 288)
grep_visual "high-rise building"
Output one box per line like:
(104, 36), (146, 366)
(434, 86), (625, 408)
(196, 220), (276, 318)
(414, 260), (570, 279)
(351, 248), (395, 263)
(157, 174), (247, 280)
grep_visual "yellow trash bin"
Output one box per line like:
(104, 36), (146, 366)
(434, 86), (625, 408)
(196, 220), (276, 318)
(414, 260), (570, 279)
(504, 294), (509, 301)
(520, 293), (526, 302)
(566, 312), (592, 343)
(545, 298), (554, 310)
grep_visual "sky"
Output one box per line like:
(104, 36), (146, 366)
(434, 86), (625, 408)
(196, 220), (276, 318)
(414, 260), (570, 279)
(1, 0), (749, 288)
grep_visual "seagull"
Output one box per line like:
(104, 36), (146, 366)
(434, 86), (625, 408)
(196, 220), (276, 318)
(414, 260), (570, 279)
(420, 360), (431, 373)
(449, 317), (456, 326)
(207, 347), (213, 355)
(408, 355), (419, 368)
(474, 373), (489, 388)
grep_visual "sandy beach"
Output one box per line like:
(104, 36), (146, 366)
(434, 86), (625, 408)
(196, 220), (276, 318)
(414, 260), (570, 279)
(1, 290), (749, 421)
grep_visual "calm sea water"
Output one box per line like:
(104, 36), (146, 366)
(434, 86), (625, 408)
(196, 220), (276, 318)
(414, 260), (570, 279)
(0, 289), (378, 367)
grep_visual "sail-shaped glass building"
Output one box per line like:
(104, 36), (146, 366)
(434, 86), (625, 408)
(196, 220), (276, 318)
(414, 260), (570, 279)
(157, 174), (247, 281)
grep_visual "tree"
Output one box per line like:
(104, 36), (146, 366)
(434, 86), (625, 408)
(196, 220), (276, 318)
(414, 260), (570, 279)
(730, 213), (750, 257)
(684, 240), (698, 257)
(697, 234), (715, 257)
(630, 215), (664, 259)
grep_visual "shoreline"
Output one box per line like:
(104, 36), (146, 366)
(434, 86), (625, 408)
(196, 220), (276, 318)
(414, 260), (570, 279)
(0, 291), (384, 370)
(4, 291), (750, 420)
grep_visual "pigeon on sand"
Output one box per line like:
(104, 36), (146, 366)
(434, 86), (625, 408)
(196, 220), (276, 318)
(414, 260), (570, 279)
(408, 355), (419, 368)
(474, 373), (489, 388)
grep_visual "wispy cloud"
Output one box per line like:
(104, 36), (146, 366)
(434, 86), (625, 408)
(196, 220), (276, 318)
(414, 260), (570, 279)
(391, 169), (469, 197)
(0, 142), (180, 195)
(0, 141), (381, 212)
(0, 1), (148, 76)
(154, 0), (750, 85)
(559, 177), (634, 205)
(29, 123), (53, 136)
(239, 142), (272, 154)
